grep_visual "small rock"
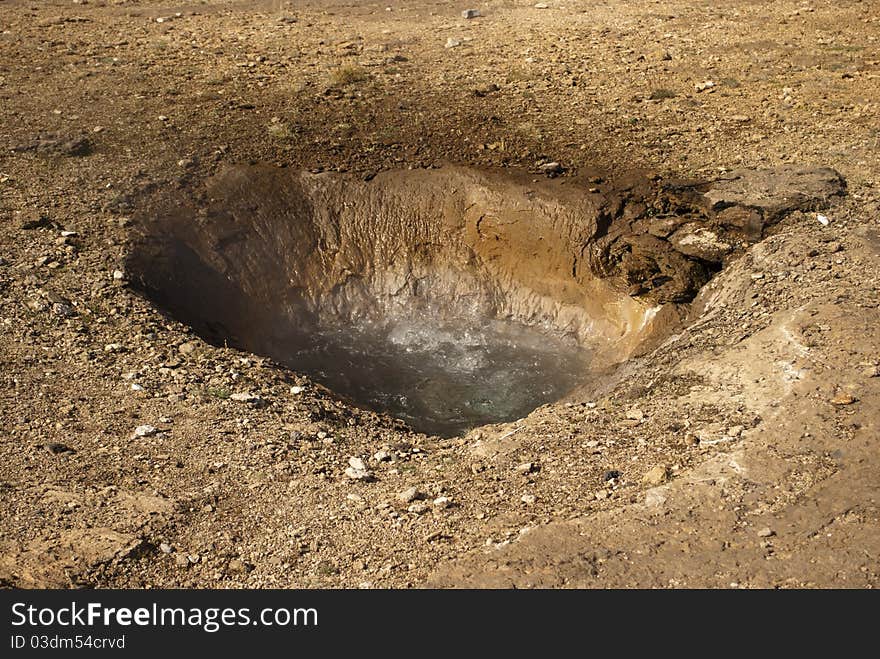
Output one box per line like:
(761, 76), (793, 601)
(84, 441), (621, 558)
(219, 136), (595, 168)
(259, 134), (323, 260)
(159, 543), (173, 554)
(642, 464), (669, 486)
(626, 407), (645, 421)
(514, 462), (536, 474)
(695, 80), (716, 92)
(462, 9), (481, 19)
(445, 37), (461, 49)
(230, 392), (266, 407)
(133, 425), (158, 438)
(112, 269), (125, 281)
(187, 554), (201, 564)
(534, 2), (549, 8)
(345, 457), (372, 481)
(727, 425), (745, 438)
(407, 503), (429, 514)
(396, 487), (421, 504)
(52, 303), (75, 318)
(830, 392), (857, 406)
(43, 442), (74, 455)
(757, 527), (776, 538)
(433, 496), (451, 509)
(290, 385), (305, 394)
(669, 224), (734, 262)
(373, 449), (392, 462)
(521, 494), (537, 505)
(539, 161), (563, 176)
(602, 469), (620, 482)
(178, 341), (197, 355)
(228, 558), (253, 573)
(862, 365), (880, 378)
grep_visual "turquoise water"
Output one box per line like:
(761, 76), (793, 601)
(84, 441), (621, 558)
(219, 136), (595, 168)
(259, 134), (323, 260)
(276, 314), (589, 436)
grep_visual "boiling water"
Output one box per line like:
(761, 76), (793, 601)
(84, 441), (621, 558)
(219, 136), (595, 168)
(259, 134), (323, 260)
(275, 314), (590, 436)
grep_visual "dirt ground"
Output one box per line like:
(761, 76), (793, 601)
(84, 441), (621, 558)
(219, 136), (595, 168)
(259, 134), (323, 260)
(1, 0), (878, 588)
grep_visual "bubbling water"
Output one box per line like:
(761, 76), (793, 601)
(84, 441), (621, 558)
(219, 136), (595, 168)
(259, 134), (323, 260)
(274, 311), (590, 436)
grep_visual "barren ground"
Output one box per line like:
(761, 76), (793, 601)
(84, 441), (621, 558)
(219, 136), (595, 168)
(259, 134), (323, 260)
(1, 0), (878, 588)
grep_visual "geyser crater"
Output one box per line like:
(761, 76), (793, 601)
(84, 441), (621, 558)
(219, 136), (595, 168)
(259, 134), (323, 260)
(127, 163), (844, 435)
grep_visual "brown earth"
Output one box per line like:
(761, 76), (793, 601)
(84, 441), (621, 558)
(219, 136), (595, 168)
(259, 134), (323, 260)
(0, 0), (878, 588)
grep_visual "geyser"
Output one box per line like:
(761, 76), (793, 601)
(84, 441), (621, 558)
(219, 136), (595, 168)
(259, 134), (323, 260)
(128, 163), (747, 435)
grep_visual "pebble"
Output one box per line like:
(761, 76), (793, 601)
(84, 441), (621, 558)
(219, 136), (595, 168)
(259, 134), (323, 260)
(433, 496), (451, 509)
(227, 559), (252, 574)
(534, 3), (549, 8)
(230, 392), (266, 406)
(626, 407), (645, 421)
(830, 392), (857, 405)
(397, 487), (421, 503)
(407, 503), (429, 514)
(445, 37), (461, 49)
(757, 527), (776, 538)
(159, 543), (173, 554)
(462, 9), (480, 19)
(727, 425), (745, 438)
(521, 494), (537, 505)
(290, 385), (305, 394)
(133, 424), (158, 438)
(539, 161), (563, 175)
(43, 442), (73, 455)
(52, 302), (75, 318)
(642, 464), (669, 486)
(345, 457), (372, 480)
(514, 462), (536, 474)
(112, 269), (125, 280)
(862, 365), (880, 378)
(695, 80), (716, 92)
(178, 341), (197, 355)
(373, 449), (392, 462)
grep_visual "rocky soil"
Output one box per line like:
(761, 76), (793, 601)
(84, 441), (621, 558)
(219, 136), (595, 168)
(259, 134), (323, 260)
(0, 0), (878, 588)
